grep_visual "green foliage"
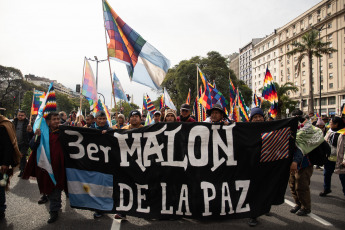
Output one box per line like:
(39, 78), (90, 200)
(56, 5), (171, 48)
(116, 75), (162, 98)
(161, 51), (250, 111)
(111, 101), (139, 118)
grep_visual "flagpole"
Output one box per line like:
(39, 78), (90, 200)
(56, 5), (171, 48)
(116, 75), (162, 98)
(29, 88), (35, 123)
(102, 0), (117, 114)
(80, 57), (86, 114)
(196, 66), (199, 100)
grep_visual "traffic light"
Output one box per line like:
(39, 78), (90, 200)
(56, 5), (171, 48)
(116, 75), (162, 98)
(76, 84), (80, 93)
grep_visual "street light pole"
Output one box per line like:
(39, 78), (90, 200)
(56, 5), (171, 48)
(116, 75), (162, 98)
(87, 56), (107, 91)
(318, 25), (325, 115)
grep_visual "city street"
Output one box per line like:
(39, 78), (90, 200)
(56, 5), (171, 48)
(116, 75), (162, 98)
(0, 167), (344, 230)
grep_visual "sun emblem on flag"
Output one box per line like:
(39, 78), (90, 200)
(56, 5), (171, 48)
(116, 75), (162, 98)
(83, 184), (90, 193)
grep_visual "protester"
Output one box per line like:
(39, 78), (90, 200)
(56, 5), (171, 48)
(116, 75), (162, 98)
(141, 114), (147, 126)
(316, 117), (327, 135)
(69, 111), (77, 126)
(123, 110), (144, 130)
(289, 109), (321, 216)
(152, 111), (161, 124)
(248, 107), (265, 227)
(58, 111), (69, 126)
(160, 107), (166, 122)
(84, 114), (95, 128)
(250, 107), (265, 122)
(89, 111), (113, 218)
(13, 110), (31, 177)
(320, 117), (345, 197)
(23, 112), (67, 224)
(111, 110), (144, 220)
(205, 104), (229, 125)
(0, 114), (21, 221)
(112, 114), (126, 129)
(322, 116), (330, 127)
(75, 115), (86, 127)
(164, 109), (177, 122)
(177, 104), (196, 122)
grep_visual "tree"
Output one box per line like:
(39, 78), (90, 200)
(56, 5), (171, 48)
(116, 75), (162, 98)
(161, 51), (249, 111)
(275, 82), (298, 119)
(287, 29), (337, 114)
(111, 101), (139, 118)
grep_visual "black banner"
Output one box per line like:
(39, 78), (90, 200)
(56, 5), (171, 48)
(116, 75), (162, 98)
(59, 118), (297, 219)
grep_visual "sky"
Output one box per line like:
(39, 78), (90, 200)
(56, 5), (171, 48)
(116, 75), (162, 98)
(0, 0), (321, 108)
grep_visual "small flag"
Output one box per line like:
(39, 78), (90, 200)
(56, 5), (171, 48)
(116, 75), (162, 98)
(186, 89), (191, 105)
(145, 113), (153, 125)
(113, 72), (128, 102)
(160, 94), (164, 110)
(262, 67), (278, 118)
(146, 94), (156, 114)
(198, 68), (212, 110)
(254, 93), (262, 107)
(82, 58), (98, 106)
(31, 90), (46, 116)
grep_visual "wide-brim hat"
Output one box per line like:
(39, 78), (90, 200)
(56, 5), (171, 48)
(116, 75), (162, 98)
(206, 104), (225, 117)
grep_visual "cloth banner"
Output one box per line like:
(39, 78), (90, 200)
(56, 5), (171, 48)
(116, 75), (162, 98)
(59, 118), (298, 219)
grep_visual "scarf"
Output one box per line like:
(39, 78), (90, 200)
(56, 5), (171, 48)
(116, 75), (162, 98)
(0, 115), (21, 166)
(296, 120), (324, 155)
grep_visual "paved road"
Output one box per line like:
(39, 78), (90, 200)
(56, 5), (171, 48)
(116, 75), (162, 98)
(1, 168), (344, 230)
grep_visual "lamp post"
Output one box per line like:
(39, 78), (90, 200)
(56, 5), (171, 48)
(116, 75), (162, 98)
(318, 25), (326, 115)
(87, 56), (107, 90)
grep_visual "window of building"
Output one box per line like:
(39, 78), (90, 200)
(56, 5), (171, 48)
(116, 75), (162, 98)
(329, 83), (333, 88)
(328, 22), (332, 28)
(317, 9), (321, 15)
(274, 52), (276, 57)
(295, 73), (298, 78)
(328, 34), (332, 40)
(294, 57), (297, 61)
(288, 76), (291, 81)
(328, 96), (336, 105)
(274, 68), (276, 73)
(327, 3), (331, 9)
(268, 54), (270, 59)
(329, 42), (333, 48)
(287, 44), (290, 51)
(281, 70), (283, 75)
(302, 71), (306, 76)
(287, 59), (290, 64)
(303, 88), (306, 94)
(302, 79), (306, 86)
(329, 63), (333, 69)
(309, 15), (312, 20)
(329, 53), (333, 58)
(295, 81), (298, 86)
(280, 47), (283, 53)
(273, 39), (276, 45)
(287, 68), (290, 74)
(321, 98), (327, 105)
(321, 85), (323, 90)
(302, 62), (305, 67)
(259, 81), (261, 85)
(329, 73), (333, 79)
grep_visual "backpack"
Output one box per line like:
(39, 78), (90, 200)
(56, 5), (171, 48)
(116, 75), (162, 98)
(307, 141), (331, 166)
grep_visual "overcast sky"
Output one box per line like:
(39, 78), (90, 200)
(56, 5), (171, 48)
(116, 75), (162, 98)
(0, 0), (321, 107)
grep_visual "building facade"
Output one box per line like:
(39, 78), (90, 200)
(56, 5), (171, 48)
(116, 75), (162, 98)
(252, 0), (345, 116)
(229, 52), (239, 79)
(239, 38), (263, 89)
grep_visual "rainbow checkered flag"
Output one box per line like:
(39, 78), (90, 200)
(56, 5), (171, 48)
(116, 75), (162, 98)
(31, 90), (46, 116)
(82, 58), (98, 107)
(262, 67), (278, 118)
(103, 0), (170, 89)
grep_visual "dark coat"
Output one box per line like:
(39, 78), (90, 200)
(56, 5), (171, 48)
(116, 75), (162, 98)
(13, 117), (30, 147)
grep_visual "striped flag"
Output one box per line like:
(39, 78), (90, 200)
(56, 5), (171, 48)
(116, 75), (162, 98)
(229, 79), (237, 115)
(238, 90), (249, 122)
(260, 127), (291, 162)
(160, 94), (164, 109)
(186, 89), (191, 105)
(253, 93), (262, 107)
(146, 94), (156, 114)
(198, 68), (212, 110)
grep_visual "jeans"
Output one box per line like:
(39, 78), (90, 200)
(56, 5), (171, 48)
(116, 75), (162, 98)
(48, 188), (62, 212)
(0, 174), (5, 214)
(323, 159), (336, 191)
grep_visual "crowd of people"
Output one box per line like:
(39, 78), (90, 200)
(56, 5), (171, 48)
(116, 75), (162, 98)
(0, 103), (344, 227)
